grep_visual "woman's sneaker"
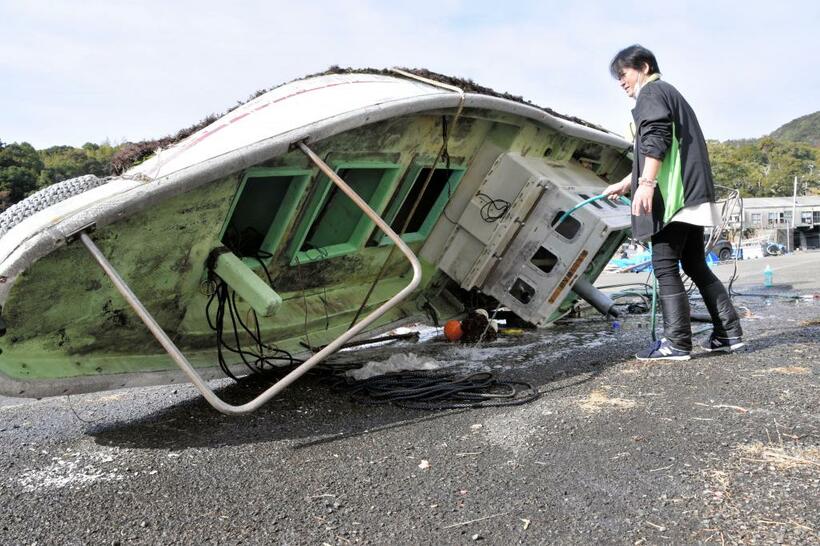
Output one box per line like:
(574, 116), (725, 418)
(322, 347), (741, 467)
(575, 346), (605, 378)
(636, 338), (691, 361)
(701, 334), (745, 352)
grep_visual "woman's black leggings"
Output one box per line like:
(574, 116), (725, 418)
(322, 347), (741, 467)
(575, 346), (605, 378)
(651, 222), (720, 294)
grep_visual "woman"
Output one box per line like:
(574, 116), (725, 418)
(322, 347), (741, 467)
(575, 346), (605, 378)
(603, 45), (744, 361)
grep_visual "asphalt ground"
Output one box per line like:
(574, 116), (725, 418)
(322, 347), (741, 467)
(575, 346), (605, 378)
(1, 252), (818, 545)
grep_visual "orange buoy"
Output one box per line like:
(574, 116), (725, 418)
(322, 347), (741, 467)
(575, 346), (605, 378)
(443, 319), (463, 342)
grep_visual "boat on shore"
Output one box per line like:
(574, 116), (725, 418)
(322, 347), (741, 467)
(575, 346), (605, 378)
(0, 68), (632, 412)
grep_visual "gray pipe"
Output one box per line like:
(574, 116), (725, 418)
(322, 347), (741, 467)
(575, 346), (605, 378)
(572, 276), (619, 318)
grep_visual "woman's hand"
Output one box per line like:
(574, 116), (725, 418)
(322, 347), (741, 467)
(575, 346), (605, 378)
(602, 179), (630, 200)
(631, 184), (654, 215)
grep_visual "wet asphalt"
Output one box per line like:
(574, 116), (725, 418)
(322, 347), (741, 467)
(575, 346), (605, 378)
(1, 253), (818, 545)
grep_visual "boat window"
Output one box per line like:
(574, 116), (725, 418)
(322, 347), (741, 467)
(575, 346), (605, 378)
(374, 166), (465, 245)
(291, 164), (400, 263)
(551, 212), (581, 240)
(221, 169), (310, 259)
(510, 278), (536, 304)
(531, 246), (558, 274)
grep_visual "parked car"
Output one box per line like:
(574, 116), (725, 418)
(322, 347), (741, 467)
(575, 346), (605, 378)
(709, 238), (734, 261)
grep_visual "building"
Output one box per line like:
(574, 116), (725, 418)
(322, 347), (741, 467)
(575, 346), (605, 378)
(731, 196), (820, 250)
(736, 196), (820, 228)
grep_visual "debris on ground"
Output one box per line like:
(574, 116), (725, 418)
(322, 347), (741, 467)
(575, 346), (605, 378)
(345, 353), (441, 381)
(460, 309), (498, 344)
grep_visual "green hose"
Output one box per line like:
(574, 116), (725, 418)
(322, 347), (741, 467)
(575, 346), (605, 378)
(560, 194), (715, 344)
(556, 193), (656, 342)
(649, 242), (658, 341)
(555, 194), (631, 226)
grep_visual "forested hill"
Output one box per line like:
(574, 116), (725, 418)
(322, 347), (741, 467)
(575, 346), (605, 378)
(769, 111), (820, 147)
(1, 111), (819, 210)
(707, 111), (819, 197)
(0, 141), (117, 208)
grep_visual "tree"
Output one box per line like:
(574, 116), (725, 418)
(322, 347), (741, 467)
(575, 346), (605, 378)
(37, 143), (114, 188)
(708, 137), (818, 197)
(0, 142), (44, 204)
(0, 142), (43, 172)
(0, 166), (37, 202)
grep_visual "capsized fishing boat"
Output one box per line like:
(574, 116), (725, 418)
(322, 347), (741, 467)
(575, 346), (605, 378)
(0, 68), (632, 413)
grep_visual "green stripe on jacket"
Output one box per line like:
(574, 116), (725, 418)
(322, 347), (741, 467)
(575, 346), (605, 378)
(657, 123), (685, 222)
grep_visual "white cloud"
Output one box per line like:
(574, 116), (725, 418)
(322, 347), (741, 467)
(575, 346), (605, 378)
(1, 0), (817, 147)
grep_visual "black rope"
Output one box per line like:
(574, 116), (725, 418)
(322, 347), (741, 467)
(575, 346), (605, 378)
(441, 115), (451, 169)
(424, 300), (440, 327)
(202, 251), (542, 410)
(727, 194), (744, 297)
(475, 192), (511, 222)
(205, 248), (301, 381)
(330, 369), (540, 410)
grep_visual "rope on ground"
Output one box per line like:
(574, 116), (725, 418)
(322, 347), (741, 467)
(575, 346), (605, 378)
(329, 369), (540, 410)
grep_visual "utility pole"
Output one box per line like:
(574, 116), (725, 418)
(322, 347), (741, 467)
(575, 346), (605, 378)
(789, 174), (798, 253)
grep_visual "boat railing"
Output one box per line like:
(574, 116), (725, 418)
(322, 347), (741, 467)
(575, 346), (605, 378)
(77, 140), (422, 415)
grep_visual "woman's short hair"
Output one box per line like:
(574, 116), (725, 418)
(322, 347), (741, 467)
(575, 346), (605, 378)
(609, 45), (661, 78)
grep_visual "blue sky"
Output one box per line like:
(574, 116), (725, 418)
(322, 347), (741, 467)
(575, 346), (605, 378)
(1, 0), (818, 148)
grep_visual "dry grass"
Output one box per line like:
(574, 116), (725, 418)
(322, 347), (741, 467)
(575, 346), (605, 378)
(766, 366), (811, 375)
(578, 388), (636, 414)
(735, 441), (820, 470)
(699, 435), (819, 542)
(96, 393), (127, 402)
